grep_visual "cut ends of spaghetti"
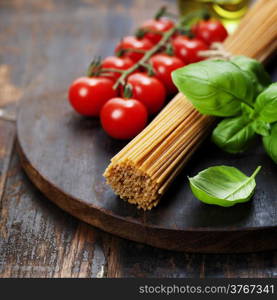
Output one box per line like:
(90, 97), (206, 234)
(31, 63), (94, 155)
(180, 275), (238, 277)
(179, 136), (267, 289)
(104, 163), (160, 210)
(103, 94), (215, 210)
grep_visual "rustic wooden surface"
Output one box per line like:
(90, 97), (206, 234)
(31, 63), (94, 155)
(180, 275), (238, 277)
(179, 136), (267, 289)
(0, 0), (277, 277)
(16, 90), (277, 253)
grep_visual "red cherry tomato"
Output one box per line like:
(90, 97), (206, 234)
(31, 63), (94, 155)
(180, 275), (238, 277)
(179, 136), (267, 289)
(100, 97), (148, 140)
(68, 77), (117, 117)
(192, 19), (228, 45)
(149, 53), (185, 95)
(125, 72), (166, 115)
(101, 56), (134, 82)
(140, 18), (175, 44)
(115, 36), (154, 62)
(172, 35), (208, 64)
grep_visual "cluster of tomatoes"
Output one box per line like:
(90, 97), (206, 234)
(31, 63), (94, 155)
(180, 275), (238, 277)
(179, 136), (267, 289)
(68, 13), (228, 139)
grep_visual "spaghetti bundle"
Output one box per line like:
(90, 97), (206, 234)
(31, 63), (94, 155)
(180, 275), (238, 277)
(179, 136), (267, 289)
(104, 0), (277, 210)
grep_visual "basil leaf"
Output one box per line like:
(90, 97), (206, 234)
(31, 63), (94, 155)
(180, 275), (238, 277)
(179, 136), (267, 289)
(254, 83), (277, 123)
(241, 103), (255, 118)
(172, 60), (255, 117)
(231, 56), (271, 96)
(212, 115), (256, 153)
(252, 119), (271, 137)
(189, 165), (261, 207)
(263, 122), (277, 164)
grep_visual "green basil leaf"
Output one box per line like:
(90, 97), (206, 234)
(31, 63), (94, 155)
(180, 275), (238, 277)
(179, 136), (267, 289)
(231, 56), (271, 96)
(189, 165), (261, 207)
(252, 119), (271, 137)
(241, 103), (255, 118)
(254, 83), (277, 123)
(172, 60), (255, 117)
(212, 115), (256, 153)
(263, 122), (277, 164)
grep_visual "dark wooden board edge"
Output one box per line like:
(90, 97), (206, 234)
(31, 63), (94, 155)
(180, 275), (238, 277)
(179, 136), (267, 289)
(16, 139), (277, 253)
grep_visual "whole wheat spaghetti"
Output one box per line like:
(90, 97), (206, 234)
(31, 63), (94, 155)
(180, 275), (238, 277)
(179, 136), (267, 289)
(104, 0), (277, 210)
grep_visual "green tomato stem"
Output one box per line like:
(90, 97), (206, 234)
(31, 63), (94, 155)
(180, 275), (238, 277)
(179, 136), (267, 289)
(154, 6), (167, 20)
(113, 10), (205, 90)
(123, 84), (133, 98)
(140, 62), (155, 76)
(113, 26), (176, 89)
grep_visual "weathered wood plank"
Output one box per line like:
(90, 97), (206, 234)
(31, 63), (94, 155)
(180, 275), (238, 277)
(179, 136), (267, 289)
(0, 120), (15, 202)
(0, 120), (16, 254)
(0, 151), (108, 278)
(105, 238), (277, 278)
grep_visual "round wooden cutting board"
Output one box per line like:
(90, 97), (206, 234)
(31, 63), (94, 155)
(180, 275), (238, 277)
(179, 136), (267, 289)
(16, 92), (277, 253)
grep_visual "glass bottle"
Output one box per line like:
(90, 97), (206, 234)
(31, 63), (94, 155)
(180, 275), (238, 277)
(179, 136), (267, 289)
(178, 0), (252, 34)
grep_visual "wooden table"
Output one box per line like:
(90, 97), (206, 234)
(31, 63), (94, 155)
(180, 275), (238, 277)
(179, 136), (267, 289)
(0, 0), (276, 278)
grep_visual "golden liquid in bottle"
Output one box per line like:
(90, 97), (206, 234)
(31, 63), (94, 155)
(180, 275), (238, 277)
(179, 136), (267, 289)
(178, 0), (251, 33)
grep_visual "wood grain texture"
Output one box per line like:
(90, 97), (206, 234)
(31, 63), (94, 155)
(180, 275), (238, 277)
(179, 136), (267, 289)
(0, 120), (15, 197)
(16, 90), (277, 253)
(106, 238), (277, 277)
(0, 0), (277, 277)
(0, 147), (108, 278)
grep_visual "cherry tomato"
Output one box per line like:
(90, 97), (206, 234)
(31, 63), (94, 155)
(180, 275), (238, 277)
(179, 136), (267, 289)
(100, 97), (148, 140)
(172, 35), (208, 64)
(192, 19), (228, 45)
(125, 72), (166, 115)
(115, 36), (154, 62)
(101, 56), (134, 82)
(140, 18), (175, 44)
(149, 53), (185, 95)
(68, 77), (117, 117)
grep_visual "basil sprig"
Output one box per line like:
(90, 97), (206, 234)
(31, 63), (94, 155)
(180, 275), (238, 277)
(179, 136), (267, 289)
(172, 57), (276, 163)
